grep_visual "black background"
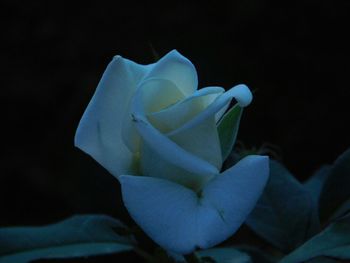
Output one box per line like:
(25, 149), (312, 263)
(1, 0), (350, 261)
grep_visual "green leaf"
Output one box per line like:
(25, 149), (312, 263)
(304, 165), (332, 206)
(303, 165), (332, 236)
(217, 104), (243, 161)
(306, 256), (340, 263)
(330, 198), (350, 221)
(0, 215), (135, 263)
(246, 160), (319, 252)
(280, 214), (350, 263)
(198, 248), (251, 263)
(237, 246), (277, 263)
(319, 148), (350, 222)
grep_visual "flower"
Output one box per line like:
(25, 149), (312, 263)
(75, 50), (269, 254)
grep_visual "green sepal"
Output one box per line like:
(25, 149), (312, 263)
(217, 104), (243, 161)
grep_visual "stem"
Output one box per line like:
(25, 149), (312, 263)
(184, 252), (201, 263)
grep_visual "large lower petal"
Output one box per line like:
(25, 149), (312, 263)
(197, 155), (269, 249)
(119, 155), (269, 254)
(119, 175), (199, 254)
(75, 56), (152, 177)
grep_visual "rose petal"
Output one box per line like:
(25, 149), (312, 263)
(119, 155), (269, 254)
(144, 50), (198, 96)
(119, 175), (198, 254)
(213, 83), (252, 123)
(132, 113), (218, 178)
(197, 155), (269, 249)
(131, 86), (223, 187)
(156, 85), (252, 170)
(121, 78), (184, 153)
(226, 84), (253, 107)
(138, 78), (185, 114)
(131, 82), (219, 178)
(75, 56), (151, 177)
(148, 87), (224, 133)
(170, 84), (252, 136)
(144, 87), (225, 170)
(140, 142), (214, 191)
(168, 117), (222, 170)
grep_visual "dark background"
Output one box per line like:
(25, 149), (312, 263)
(1, 0), (349, 260)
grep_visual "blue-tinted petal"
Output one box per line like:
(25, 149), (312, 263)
(148, 87), (224, 133)
(75, 56), (151, 177)
(172, 84), (252, 135)
(198, 155), (269, 248)
(144, 50), (198, 96)
(119, 155), (269, 254)
(131, 112), (219, 177)
(119, 175), (198, 254)
(122, 78), (184, 153)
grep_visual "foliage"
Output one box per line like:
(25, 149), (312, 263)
(1, 144), (350, 263)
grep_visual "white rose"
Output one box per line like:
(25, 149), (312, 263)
(75, 50), (269, 254)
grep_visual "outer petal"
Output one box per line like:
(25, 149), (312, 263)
(75, 56), (151, 177)
(143, 50), (198, 96)
(119, 175), (198, 254)
(170, 84), (252, 136)
(119, 155), (269, 254)
(197, 155), (269, 249)
(226, 84), (253, 107)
